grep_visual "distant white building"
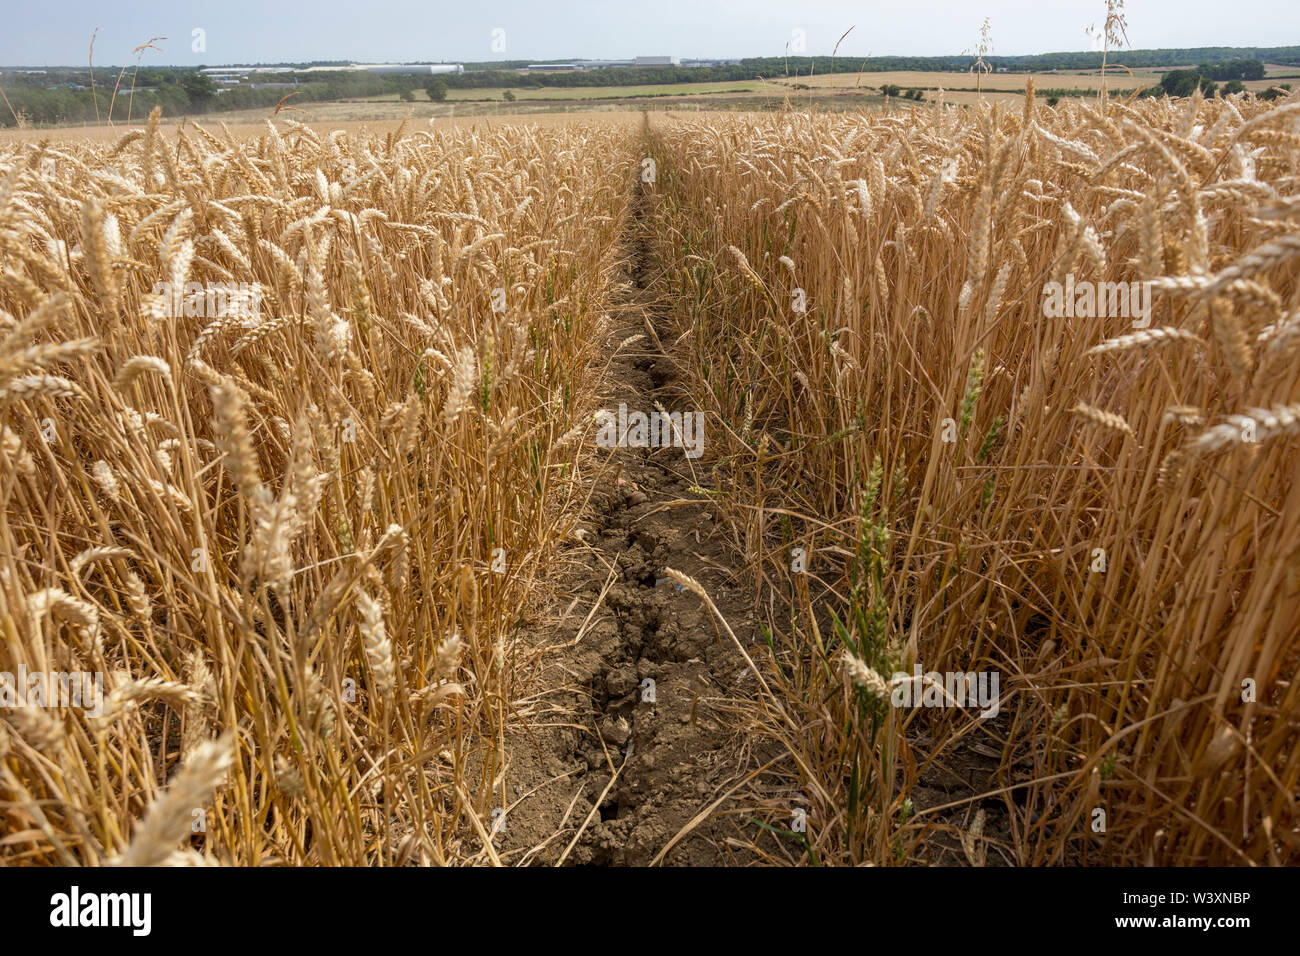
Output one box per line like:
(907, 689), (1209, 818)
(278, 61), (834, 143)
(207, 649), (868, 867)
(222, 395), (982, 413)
(200, 63), (464, 77)
(361, 63), (464, 75)
(560, 56), (682, 70)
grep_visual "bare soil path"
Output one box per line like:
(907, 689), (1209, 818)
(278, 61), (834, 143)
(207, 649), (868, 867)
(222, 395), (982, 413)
(496, 182), (770, 866)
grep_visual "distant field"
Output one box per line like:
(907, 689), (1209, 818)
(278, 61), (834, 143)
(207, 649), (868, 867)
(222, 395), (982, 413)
(356, 79), (784, 102)
(0, 109), (645, 142)
(788, 68), (1155, 91)
(788, 66), (1292, 92)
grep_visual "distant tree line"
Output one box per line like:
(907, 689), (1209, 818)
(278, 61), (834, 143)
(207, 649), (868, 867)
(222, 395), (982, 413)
(1141, 59), (1292, 99)
(432, 46), (1300, 90)
(736, 46), (1299, 74)
(878, 84), (926, 100)
(0, 68), (415, 127)
(1197, 58), (1268, 80)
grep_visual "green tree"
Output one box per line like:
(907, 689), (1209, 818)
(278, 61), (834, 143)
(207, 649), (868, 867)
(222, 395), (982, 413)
(179, 71), (217, 107)
(426, 78), (447, 101)
(1156, 68), (1216, 97)
(1201, 58), (1266, 81)
(503, 89), (515, 101)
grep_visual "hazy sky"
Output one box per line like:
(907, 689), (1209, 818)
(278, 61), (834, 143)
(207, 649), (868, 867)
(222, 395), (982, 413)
(1, 0), (1295, 66)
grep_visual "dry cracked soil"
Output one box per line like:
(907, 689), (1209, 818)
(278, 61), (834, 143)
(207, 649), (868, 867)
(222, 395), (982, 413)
(492, 185), (775, 865)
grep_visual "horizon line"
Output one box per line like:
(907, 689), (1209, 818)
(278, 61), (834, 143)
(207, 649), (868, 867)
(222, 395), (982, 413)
(3, 42), (1297, 71)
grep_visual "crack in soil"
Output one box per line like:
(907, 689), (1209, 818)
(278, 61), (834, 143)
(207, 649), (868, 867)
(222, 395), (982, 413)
(496, 182), (765, 866)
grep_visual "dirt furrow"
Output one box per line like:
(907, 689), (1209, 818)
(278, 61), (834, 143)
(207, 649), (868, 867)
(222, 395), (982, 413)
(499, 181), (766, 866)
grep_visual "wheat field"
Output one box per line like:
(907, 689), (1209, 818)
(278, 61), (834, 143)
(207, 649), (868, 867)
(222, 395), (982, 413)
(0, 109), (633, 864)
(649, 86), (1300, 865)
(2, 84), (1298, 866)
